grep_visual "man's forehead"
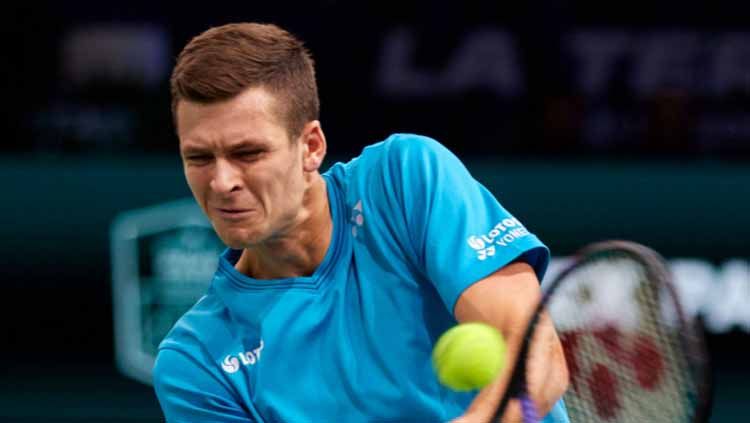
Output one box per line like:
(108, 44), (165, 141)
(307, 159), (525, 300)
(177, 89), (286, 144)
(178, 85), (281, 121)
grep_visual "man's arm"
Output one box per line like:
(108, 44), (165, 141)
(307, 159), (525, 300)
(372, 135), (565, 419)
(153, 348), (252, 422)
(452, 261), (569, 422)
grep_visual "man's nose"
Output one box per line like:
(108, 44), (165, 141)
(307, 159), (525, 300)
(210, 158), (242, 194)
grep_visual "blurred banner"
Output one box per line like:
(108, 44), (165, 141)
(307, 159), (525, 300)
(11, 3), (750, 158)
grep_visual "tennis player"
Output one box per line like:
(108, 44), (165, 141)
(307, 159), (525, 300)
(153, 22), (570, 422)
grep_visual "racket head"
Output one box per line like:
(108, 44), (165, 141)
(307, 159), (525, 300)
(549, 240), (711, 422)
(496, 240), (712, 422)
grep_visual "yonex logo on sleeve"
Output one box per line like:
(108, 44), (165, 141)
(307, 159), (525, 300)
(221, 340), (264, 374)
(467, 218), (530, 261)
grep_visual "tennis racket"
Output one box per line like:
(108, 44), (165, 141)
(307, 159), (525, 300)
(493, 240), (711, 422)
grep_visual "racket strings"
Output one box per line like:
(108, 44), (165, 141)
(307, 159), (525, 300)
(550, 254), (699, 422)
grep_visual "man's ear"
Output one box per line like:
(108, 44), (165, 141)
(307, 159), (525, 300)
(300, 120), (327, 172)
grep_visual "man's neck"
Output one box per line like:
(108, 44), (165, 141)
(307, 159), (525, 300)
(235, 175), (332, 280)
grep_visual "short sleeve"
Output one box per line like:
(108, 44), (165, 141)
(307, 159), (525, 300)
(153, 348), (252, 422)
(383, 134), (550, 314)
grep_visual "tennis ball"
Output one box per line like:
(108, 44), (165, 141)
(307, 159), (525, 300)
(432, 322), (507, 391)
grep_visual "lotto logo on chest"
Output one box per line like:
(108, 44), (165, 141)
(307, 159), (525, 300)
(221, 340), (264, 374)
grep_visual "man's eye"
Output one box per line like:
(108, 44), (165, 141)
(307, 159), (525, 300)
(235, 151), (261, 159)
(186, 154), (212, 162)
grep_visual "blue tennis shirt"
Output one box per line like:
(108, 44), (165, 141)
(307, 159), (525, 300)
(154, 134), (569, 422)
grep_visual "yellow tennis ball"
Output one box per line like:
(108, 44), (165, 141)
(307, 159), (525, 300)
(432, 322), (507, 391)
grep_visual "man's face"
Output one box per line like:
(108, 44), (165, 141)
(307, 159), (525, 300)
(176, 87), (310, 249)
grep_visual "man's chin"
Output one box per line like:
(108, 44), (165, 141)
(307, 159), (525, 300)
(215, 230), (263, 250)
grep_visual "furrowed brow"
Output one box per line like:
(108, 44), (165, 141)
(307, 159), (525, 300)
(227, 138), (268, 151)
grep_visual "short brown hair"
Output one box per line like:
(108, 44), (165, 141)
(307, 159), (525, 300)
(170, 23), (319, 139)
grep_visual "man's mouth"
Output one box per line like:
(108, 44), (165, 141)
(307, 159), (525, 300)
(214, 207), (255, 220)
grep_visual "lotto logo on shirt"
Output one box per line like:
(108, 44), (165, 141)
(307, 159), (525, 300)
(221, 340), (264, 374)
(467, 218), (530, 260)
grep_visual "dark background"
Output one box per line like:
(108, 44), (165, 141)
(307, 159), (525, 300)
(3, 1), (748, 421)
